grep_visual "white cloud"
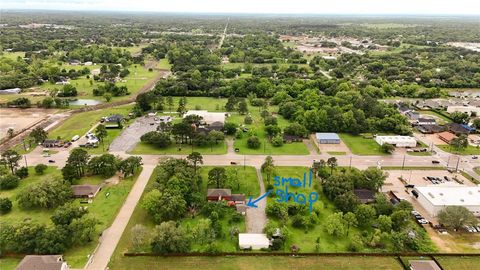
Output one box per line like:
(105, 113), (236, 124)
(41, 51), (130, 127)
(2, 0), (480, 15)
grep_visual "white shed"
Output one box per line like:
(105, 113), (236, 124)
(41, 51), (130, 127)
(238, 233), (270, 250)
(374, 135), (417, 148)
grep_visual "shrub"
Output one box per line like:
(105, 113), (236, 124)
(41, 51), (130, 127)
(35, 164), (48, 175)
(15, 167), (29, 179)
(271, 135), (284, 147)
(247, 136), (261, 149)
(0, 197), (12, 214)
(0, 174), (20, 190)
(244, 116), (253, 124)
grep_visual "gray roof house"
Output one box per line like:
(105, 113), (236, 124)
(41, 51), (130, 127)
(16, 255), (68, 270)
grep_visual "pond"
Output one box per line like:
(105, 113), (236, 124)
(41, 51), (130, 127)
(68, 99), (103, 106)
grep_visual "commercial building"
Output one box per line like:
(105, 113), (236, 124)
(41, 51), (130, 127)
(184, 110), (226, 125)
(374, 136), (417, 148)
(447, 105), (480, 116)
(315, 133), (341, 144)
(238, 233), (270, 250)
(438, 131), (457, 144)
(412, 186), (480, 217)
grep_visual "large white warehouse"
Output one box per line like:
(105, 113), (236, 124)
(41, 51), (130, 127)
(412, 186), (480, 217)
(374, 135), (417, 148)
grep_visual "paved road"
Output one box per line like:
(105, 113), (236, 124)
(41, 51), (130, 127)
(85, 165), (155, 270)
(109, 116), (158, 152)
(246, 169), (268, 233)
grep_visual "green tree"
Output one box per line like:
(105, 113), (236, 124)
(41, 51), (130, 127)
(247, 136), (261, 149)
(65, 148), (90, 179)
(208, 167), (227, 188)
(381, 143), (395, 154)
(17, 179), (72, 209)
(327, 157), (338, 174)
(0, 174), (20, 190)
(438, 206), (477, 230)
(450, 112), (469, 124)
(29, 127), (47, 144)
(51, 203), (88, 226)
(1, 149), (21, 174)
(0, 197), (12, 214)
(355, 204), (376, 228)
(325, 212), (345, 237)
(261, 156), (275, 185)
(95, 124), (108, 150)
(238, 99), (248, 115)
(451, 134), (468, 152)
(377, 215), (393, 233)
(34, 164), (48, 175)
(343, 212), (358, 236)
(151, 221), (190, 254)
(131, 224), (150, 250)
(118, 156), (143, 178)
(187, 152), (203, 174)
(69, 216), (99, 245)
(142, 189), (186, 223)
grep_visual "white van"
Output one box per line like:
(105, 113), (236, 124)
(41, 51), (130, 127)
(71, 135), (80, 142)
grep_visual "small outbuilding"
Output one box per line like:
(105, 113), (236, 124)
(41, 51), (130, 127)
(315, 133), (340, 144)
(353, 189), (376, 204)
(71, 184), (102, 199)
(409, 260), (441, 270)
(0, 88), (21, 94)
(238, 233), (270, 250)
(438, 131), (457, 144)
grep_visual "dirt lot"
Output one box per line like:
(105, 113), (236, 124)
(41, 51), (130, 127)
(0, 108), (56, 140)
(420, 133), (448, 145)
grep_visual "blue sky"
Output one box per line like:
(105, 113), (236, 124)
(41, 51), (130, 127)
(2, 0), (480, 15)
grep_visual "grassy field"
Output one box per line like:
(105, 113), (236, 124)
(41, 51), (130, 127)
(339, 134), (387, 156)
(327, 151), (347, 155)
(109, 165), (254, 268)
(437, 145), (480, 155)
(418, 110), (452, 124)
(0, 257), (22, 270)
(49, 104), (133, 140)
(436, 256), (480, 270)
(108, 256), (403, 270)
(157, 58), (172, 70)
(130, 141), (227, 155)
(0, 167), (62, 224)
(199, 166), (260, 198)
(263, 166), (362, 252)
(407, 151), (432, 156)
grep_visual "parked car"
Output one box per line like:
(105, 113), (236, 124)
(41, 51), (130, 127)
(230, 161), (237, 165)
(48, 160), (55, 163)
(473, 156), (478, 160)
(432, 160), (440, 164)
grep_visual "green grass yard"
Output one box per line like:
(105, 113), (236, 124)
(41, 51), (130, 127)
(108, 256), (403, 270)
(437, 145), (480, 155)
(436, 256), (480, 270)
(199, 166), (260, 198)
(339, 134), (387, 156)
(49, 104), (133, 140)
(130, 141), (227, 155)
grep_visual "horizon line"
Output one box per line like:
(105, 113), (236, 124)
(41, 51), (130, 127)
(1, 8), (480, 17)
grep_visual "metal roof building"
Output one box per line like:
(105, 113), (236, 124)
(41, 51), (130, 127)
(315, 133), (340, 144)
(374, 135), (416, 148)
(413, 186), (480, 217)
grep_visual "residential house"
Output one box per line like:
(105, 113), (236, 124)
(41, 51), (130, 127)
(353, 189), (376, 204)
(416, 125), (445, 134)
(102, 114), (124, 128)
(71, 184), (103, 199)
(16, 255), (68, 270)
(406, 111), (420, 121)
(283, 134), (303, 143)
(207, 189), (232, 201)
(409, 260), (441, 270)
(447, 123), (474, 135)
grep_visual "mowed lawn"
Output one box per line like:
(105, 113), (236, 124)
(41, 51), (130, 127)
(0, 257), (22, 270)
(199, 166), (260, 198)
(108, 256), (403, 270)
(435, 256), (480, 270)
(57, 64), (157, 102)
(49, 104), (133, 140)
(437, 144), (480, 155)
(130, 141), (227, 155)
(339, 134), (387, 156)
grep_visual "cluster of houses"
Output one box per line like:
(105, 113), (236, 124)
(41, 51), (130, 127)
(397, 102), (476, 146)
(415, 98), (480, 116)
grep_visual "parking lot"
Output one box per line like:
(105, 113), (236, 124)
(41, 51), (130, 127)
(383, 169), (474, 225)
(109, 116), (159, 152)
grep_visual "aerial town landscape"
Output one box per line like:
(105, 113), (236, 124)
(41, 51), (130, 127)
(1, 1), (480, 270)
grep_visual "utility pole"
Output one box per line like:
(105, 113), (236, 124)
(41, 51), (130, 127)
(446, 155), (451, 168)
(243, 155), (246, 171)
(402, 154), (406, 170)
(455, 155), (461, 172)
(24, 155), (28, 167)
(349, 156), (352, 168)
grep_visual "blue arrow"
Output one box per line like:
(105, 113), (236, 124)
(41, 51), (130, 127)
(246, 189), (273, 208)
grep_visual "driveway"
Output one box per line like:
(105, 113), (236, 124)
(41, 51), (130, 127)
(245, 168), (268, 233)
(85, 165), (155, 270)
